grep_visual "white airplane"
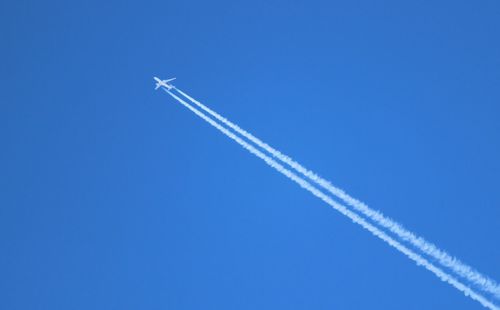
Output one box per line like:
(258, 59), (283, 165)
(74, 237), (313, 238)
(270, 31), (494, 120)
(154, 77), (176, 90)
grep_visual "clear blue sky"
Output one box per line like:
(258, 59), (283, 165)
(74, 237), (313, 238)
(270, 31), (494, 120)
(1, 0), (499, 309)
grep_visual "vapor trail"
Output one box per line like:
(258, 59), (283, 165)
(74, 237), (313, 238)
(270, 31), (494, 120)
(163, 88), (498, 310)
(173, 87), (500, 298)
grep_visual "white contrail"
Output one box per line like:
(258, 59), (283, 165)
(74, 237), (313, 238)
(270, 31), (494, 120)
(163, 88), (498, 310)
(173, 87), (500, 298)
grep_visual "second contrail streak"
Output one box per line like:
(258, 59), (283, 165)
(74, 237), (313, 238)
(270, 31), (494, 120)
(163, 88), (498, 310)
(173, 87), (500, 299)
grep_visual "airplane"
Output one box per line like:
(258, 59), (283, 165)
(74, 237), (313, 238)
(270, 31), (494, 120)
(154, 77), (176, 90)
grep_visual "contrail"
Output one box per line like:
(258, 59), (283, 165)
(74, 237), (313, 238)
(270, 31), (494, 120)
(163, 88), (498, 310)
(173, 87), (500, 298)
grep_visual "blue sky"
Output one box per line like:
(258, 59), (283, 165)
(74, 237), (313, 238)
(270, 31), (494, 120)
(1, 0), (499, 309)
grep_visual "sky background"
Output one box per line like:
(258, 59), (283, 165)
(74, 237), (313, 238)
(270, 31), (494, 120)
(1, 0), (500, 309)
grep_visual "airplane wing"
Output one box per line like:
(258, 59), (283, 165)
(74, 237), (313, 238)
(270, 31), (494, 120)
(153, 77), (176, 90)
